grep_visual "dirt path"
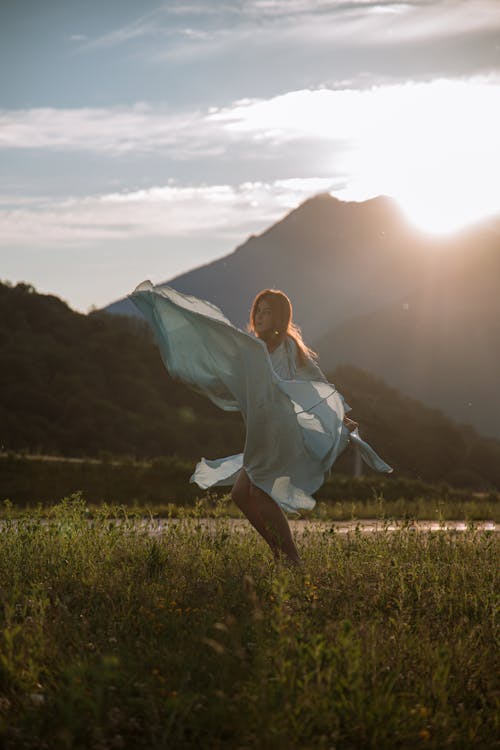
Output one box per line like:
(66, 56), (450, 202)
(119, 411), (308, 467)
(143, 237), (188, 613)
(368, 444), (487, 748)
(140, 518), (497, 535)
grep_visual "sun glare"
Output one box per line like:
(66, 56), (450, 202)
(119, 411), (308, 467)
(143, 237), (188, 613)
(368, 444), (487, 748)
(342, 79), (500, 235)
(214, 78), (500, 236)
(394, 183), (500, 235)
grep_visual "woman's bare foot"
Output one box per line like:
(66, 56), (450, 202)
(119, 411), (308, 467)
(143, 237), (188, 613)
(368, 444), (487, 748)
(273, 550), (304, 569)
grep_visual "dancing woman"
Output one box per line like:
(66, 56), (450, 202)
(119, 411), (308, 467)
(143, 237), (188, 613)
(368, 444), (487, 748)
(130, 282), (392, 567)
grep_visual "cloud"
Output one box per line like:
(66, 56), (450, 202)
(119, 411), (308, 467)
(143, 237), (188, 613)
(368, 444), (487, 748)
(208, 76), (500, 150)
(3, 79), (499, 180)
(206, 77), (500, 170)
(0, 104), (222, 156)
(0, 90), (355, 158)
(6, 75), (477, 156)
(125, 3), (498, 112)
(2, 76), (498, 238)
(366, 0), (500, 42)
(207, 77), (500, 230)
(79, 8), (164, 51)
(134, 0), (500, 64)
(0, 178), (343, 247)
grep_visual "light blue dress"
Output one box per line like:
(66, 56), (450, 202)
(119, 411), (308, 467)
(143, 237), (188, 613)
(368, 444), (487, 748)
(129, 281), (392, 514)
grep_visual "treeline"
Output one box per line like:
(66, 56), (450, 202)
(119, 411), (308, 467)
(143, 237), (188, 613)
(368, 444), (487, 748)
(2, 280), (500, 490)
(2, 453), (497, 511)
(0, 281), (244, 460)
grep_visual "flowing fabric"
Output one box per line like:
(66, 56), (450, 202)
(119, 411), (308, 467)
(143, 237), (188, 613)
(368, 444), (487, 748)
(129, 281), (393, 514)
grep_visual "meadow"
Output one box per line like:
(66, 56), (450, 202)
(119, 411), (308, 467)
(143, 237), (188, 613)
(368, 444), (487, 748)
(0, 496), (498, 749)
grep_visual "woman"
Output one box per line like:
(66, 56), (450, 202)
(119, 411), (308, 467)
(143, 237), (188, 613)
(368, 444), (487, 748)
(231, 289), (360, 567)
(130, 282), (392, 568)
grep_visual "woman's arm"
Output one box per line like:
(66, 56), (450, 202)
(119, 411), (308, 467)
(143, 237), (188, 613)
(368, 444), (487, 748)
(343, 415), (359, 432)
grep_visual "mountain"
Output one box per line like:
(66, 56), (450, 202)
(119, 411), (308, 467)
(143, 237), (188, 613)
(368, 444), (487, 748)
(105, 193), (437, 338)
(2, 280), (500, 489)
(315, 218), (500, 437)
(105, 193), (500, 437)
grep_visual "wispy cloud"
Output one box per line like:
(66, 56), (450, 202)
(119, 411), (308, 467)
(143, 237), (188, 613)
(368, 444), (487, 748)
(0, 178), (343, 247)
(8, 75), (497, 157)
(0, 92), (355, 158)
(368, 0), (500, 42)
(2, 77), (497, 237)
(83, 0), (500, 59)
(0, 104), (221, 156)
(207, 77), (500, 230)
(79, 8), (164, 51)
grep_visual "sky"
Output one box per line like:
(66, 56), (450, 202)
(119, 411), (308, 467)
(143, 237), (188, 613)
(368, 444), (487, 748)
(1, 0), (500, 312)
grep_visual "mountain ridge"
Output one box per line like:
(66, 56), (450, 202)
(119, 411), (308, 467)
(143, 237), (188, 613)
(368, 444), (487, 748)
(103, 192), (500, 437)
(105, 193), (436, 334)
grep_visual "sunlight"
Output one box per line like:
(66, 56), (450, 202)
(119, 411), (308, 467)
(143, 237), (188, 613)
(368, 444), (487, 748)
(334, 81), (500, 233)
(369, 81), (499, 233)
(339, 79), (500, 234)
(213, 77), (500, 235)
(394, 180), (500, 235)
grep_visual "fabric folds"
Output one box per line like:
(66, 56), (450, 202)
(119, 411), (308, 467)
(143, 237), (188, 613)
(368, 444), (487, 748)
(129, 281), (392, 514)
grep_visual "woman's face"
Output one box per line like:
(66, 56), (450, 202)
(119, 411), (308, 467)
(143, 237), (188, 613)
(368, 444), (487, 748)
(254, 298), (274, 336)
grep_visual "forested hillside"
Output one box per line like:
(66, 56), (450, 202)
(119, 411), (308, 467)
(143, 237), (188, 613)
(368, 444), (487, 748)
(0, 281), (243, 460)
(2, 281), (500, 489)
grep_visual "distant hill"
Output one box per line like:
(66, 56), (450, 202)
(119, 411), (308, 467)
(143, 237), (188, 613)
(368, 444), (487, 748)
(105, 193), (500, 438)
(316, 219), (500, 437)
(105, 194), (435, 338)
(2, 281), (500, 490)
(0, 281), (243, 461)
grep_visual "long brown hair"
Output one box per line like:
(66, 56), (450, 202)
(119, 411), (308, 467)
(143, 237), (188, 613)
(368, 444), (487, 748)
(248, 289), (317, 367)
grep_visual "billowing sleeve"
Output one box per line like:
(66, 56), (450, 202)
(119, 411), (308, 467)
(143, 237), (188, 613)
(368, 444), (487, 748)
(129, 281), (272, 415)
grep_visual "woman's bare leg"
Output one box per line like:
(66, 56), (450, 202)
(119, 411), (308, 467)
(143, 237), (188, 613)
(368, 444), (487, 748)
(231, 470), (302, 566)
(249, 483), (302, 566)
(231, 470), (278, 553)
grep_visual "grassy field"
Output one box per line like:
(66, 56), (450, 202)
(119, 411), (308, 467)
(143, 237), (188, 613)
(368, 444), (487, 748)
(0, 496), (498, 749)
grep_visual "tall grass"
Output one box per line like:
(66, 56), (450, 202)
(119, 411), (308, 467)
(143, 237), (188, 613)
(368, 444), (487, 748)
(0, 496), (498, 749)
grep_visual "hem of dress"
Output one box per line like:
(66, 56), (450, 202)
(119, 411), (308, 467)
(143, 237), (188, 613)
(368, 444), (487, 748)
(242, 466), (317, 516)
